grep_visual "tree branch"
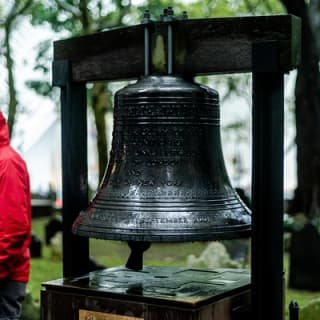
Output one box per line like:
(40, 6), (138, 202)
(1, 0), (34, 137)
(5, 1), (19, 24)
(243, 0), (256, 14)
(96, 0), (132, 30)
(54, 0), (81, 19)
(15, 0), (33, 17)
(262, 0), (273, 13)
(79, 0), (91, 33)
(3, 24), (18, 136)
(98, 0), (103, 20)
(6, 0), (33, 24)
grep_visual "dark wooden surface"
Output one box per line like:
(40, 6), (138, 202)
(60, 61), (90, 277)
(41, 285), (250, 320)
(251, 42), (284, 320)
(53, 15), (300, 83)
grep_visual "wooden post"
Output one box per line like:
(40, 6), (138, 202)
(52, 60), (90, 277)
(252, 41), (285, 320)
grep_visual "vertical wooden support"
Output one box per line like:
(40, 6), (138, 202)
(53, 60), (90, 277)
(251, 42), (285, 320)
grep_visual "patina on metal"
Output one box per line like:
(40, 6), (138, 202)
(72, 74), (251, 242)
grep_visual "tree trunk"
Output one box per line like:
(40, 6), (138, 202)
(4, 24), (18, 137)
(281, 0), (320, 216)
(91, 82), (110, 182)
(77, 0), (110, 183)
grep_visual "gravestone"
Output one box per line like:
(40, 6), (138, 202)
(289, 223), (320, 290)
(45, 215), (62, 245)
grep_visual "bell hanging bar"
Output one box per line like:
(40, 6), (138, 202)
(162, 7), (174, 74)
(142, 9), (151, 76)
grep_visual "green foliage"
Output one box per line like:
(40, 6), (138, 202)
(25, 80), (54, 97)
(181, 0), (284, 19)
(283, 253), (320, 319)
(29, 1), (84, 35)
(29, 0), (154, 35)
(32, 39), (52, 73)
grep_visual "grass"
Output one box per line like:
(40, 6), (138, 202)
(29, 217), (62, 302)
(283, 255), (320, 318)
(30, 216), (320, 318)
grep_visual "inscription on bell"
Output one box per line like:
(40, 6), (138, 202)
(79, 310), (143, 320)
(110, 178), (182, 187)
(130, 126), (203, 136)
(117, 102), (219, 119)
(103, 188), (233, 199)
(90, 212), (225, 226)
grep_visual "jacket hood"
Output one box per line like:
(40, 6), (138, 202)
(0, 112), (10, 147)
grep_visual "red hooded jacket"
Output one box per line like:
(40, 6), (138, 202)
(0, 112), (31, 282)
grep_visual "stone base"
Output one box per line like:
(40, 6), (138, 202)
(41, 266), (250, 320)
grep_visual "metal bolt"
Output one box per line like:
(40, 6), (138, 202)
(144, 9), (150, 18)
(181, 11), (188, 20)
(167, 6), (174, 16)
(141, 9), (151, 24)
(166, 7), (175, 21)
(162, 7), (176, 22)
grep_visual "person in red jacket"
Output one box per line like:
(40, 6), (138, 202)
(0, 111), (31, 319)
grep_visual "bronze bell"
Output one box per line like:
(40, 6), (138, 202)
(72, 75), (251, 242)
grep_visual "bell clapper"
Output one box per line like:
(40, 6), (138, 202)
(125, 241), (151, 271)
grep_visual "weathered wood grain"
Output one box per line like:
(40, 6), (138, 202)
(53, 15), (300, 83)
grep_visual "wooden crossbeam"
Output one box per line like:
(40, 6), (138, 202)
(53, 15), (300, 83)
(53, 14), (300, 81)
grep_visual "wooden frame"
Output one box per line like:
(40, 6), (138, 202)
(52, 14), (301, 320)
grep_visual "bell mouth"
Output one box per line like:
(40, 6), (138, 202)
(73, 220), (251, 242)
(72, 195), (251, 242)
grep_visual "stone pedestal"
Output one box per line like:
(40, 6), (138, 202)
(41, 267), (250, 320)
